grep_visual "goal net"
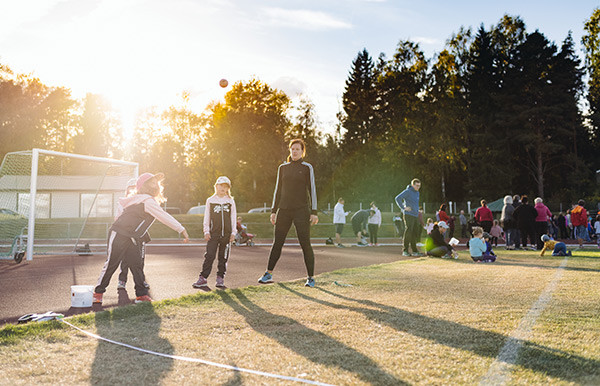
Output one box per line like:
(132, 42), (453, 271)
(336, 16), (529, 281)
(0, 149), (138, 261)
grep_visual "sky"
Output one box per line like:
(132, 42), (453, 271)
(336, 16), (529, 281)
(1, 0), (598, 137)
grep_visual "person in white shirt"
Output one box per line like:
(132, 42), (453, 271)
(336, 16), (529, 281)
(368, 202), (382, 246)
(333, 197), (350, 247)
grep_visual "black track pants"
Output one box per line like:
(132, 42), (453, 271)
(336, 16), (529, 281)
(267, 207), (314, 277)
(95, 232), (148, 297)
(201, 233), (231, 278)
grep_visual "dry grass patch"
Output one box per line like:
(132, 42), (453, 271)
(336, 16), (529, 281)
(1, 250), (599, 385)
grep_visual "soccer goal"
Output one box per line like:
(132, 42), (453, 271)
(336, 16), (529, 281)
(0, 149), (138, 261)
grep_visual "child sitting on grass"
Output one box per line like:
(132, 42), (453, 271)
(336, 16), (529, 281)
(469, 226), (486, 263)
(482, 232), (497, 262)
(469, 227), (496, 263)
(540, 234), (572, 256)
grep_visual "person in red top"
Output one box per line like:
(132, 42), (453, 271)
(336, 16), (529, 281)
(437, 203), (450, 223)
(571, 199), (588, 248)
(534, 197), (553, 250)
(475, 199), (494, 233)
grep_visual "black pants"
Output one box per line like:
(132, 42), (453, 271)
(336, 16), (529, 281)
(480, 221), (493, 233)
(202, 233), (231, 278)
(267, 207), (314, 277)
(461, 224), (467, 238)
(519, 223), (536, 247)
(535, 221), (548, 250)
(95, 232), (148, 297)
(368, 224), (379, 244)
(403, 214), (420, 253)
(118, 242), (145, 283)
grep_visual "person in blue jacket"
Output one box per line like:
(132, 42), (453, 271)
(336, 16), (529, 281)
(395, 178), (422, 256)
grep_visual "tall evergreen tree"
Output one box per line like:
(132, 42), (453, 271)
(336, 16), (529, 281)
(341, 48), (378, 152)
(582, 7), (600, 171)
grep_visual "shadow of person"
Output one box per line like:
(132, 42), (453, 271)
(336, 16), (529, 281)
(278, 284), (600, 384)
(218, 289), (407, 385)
(90, 303), (173, 385)
(220, 368), (242, 386)
(117, 288), (133, 306)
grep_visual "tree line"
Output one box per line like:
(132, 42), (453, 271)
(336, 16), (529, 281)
(1, 12), (600, 212)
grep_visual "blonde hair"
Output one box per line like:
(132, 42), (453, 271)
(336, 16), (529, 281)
(214, 182), (233, 198)
(472, 226), (483, 237)
(139, 177), (166, 204)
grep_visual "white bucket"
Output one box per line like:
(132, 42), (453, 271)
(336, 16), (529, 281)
(71, 285), (94, 307)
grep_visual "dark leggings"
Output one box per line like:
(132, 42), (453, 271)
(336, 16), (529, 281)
(267, 207), (314, 277)
(368, 224), (379, 244)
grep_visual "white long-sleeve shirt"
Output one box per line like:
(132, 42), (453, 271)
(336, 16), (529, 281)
(333, 202), (350, 224)
(368, 208), (382, 226)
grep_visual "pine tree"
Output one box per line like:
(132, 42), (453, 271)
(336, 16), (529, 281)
(341, 49), (378, 152)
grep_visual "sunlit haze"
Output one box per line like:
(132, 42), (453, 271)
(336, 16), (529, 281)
(1, 0), (597, 137)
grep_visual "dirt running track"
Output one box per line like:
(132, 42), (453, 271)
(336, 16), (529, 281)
(0, 239), (413, 325)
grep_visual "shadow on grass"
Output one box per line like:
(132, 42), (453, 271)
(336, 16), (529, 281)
(220, 369), (242, 386)
(452, 255), (600, 273)
(278, 284), (599, 384)
(218, 289), (407, 386)
(90, 304), (173, 385)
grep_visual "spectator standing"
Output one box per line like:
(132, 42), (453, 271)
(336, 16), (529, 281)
(534, 197), (553, 250)
(448, 216), (456, 239)
(570, 200), (588, 249)
(557, 212), (568, 239)
(594, 215), (600, 248)
(500, 195), (516, 250)
(459, 210), (467, 238)
(512, 195), (522, 249)
(513, 196), (537, 249)
(395, 178), (423, 257)
(490, 220), (504, 247)
(437, 204), (450, 223)
(333, 197), (350, 248)
(367, 202), (382, 246)
(475, 199), (494, 233)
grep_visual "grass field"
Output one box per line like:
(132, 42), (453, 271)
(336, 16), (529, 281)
(1, 249), (599, 385)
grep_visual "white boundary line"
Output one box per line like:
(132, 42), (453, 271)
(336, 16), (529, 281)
(60, 319), (336, 386)
(479, 257), (569, 386)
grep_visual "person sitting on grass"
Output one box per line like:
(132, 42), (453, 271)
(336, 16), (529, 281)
(469, 226), (487, 263)
(540, 234), (572, 256)
(482, 232), (497, 262)
(425, 221), (458, 259)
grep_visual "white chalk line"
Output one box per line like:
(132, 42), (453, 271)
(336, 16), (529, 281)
(60, 319), (336, 386)
(479, 257), (569, 386)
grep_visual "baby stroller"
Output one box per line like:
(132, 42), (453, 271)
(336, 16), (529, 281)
(235, 220), (255, 246)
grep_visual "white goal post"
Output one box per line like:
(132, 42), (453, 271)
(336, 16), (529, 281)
(0, 149), (138, 261)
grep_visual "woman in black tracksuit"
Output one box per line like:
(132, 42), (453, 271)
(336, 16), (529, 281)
(258, 139), (319, 287)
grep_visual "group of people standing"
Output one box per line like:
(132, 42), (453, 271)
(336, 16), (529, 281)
(500, 195), (591, 250)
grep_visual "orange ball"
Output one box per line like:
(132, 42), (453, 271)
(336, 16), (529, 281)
(219, 79), (228, 88)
